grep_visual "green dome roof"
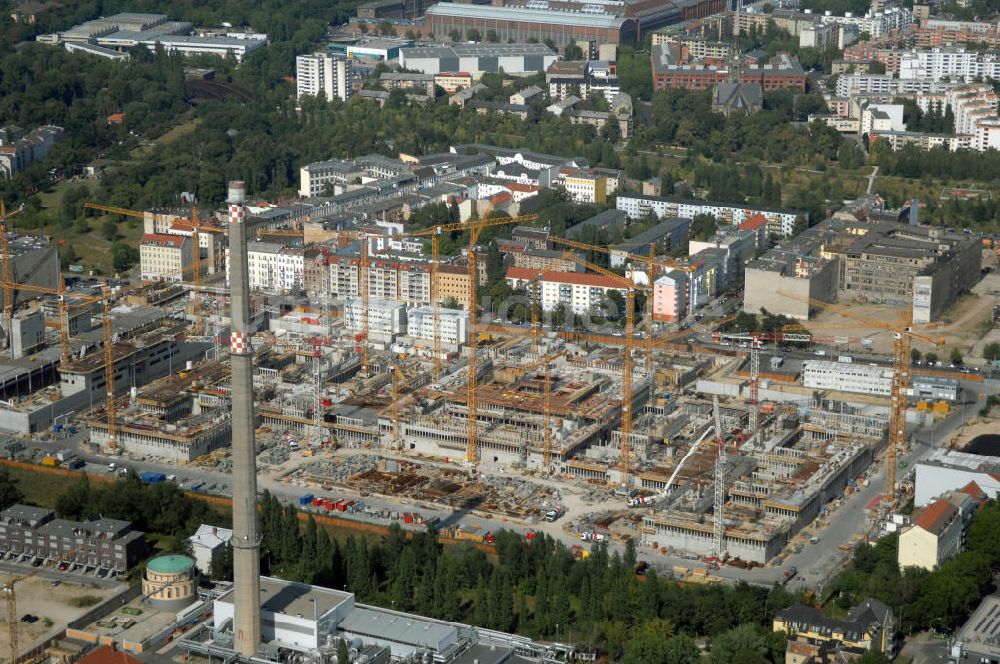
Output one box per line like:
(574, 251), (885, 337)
(147, 555), (195, 574)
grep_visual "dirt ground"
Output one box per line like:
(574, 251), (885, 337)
(803, 260), (999, 360)
(0, 575), (120, 657)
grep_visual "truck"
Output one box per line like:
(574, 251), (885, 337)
(139, 472), (166, 484)
(627, 496), (653, 508)
(298, 494), (315, 507)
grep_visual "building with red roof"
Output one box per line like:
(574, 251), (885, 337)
(506, 266), (628, 316)
(898, 497), (962, 570)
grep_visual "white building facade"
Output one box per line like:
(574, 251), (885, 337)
(296, 52), (353, 102)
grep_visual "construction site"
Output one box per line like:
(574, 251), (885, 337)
(1, 173), (984, 662)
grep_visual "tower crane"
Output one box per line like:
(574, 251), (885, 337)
(460, 213), (539, 468)
(0, 201), (24, 353)
(711, 395), (727, 563)
(776, 291), (943, 506)
(556, 251), (638, 489)
(4, 546), (83, 664)
(507, 349), (568, 473)
(548, 235), (699, 372)
(83, 202), (225, 336)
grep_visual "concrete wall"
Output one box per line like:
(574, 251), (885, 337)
(0, 388), (90, 435)
(2, 246), (59, 312)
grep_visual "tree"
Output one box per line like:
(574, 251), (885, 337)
(791, 215), (809, 237)
(377, 20), (394, 36)
(101, 219), (118, 242)
(209, 543), (234, 581)
(910, 348), (922, 364)
(691, 213), (718, 241)
(709, 624), (783, 664)
(467, 28), (482, 42)
(925, 351), (938, 365)
(564, 40), (584, 61)
(0, 470), (24, 511)
(336, 638), (349, 664)
(856, 651), (892, 664)
(111, 242), (139, 273)
(984, 342), (1000, 362)
(449, 29), (461, 42)
(949, 347), (964, 365)
(486, 29), (499, 42)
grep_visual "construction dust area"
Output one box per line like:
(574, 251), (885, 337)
(0, 575), (124, 659)
(623, 396), (888, 567)
(289, 455), (563, 520)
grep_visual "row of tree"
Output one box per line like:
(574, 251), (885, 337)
(249, 492), (799, 662)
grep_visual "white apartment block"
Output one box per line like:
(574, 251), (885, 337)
(408, 306), (468, 345)
(227, 241), (304, 292)
(835, 74), (953, 97)
(802, 360), (893, 396)
(296, 52), (353, 102)
(820, 7), (911, 38)
(616, 195), (802, 237)
(275, 247), (305, 293)
(506, 268), (628, 316)
(871, 83), (1000, 152)
(139, 233), (192, 281)
(344, 299), (406, 336)
(899, 47), (1000, 83)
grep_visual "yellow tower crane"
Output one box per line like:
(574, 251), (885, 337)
(507, 349), (569, 473)
(777, 291), (943, 507)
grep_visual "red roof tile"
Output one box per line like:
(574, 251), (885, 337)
(78, 645), (142, 664)
(739, 213), (768, 231)
(140, 233), (186, 248)
(913, 498), (958, 535)
(959, 481), (987, 504)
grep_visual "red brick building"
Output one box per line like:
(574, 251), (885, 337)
(740, 53), (807, 92)
(423, 3), (638, 47)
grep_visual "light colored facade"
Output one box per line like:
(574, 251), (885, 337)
(344, 299), (406, 335)
(188, 524), (234, 575)
(139, 233), (192, 281)
(560, 169), (607, 204)
(408, 306), (468, 344)
(652, 270), (688, 322)
(898, 498), (962, 570)
(616, 194), (802, 236)
(802, 360), (893, 396)
(296, 53), (353, 102)
(506, 267), (628, 316)
(899, 46), (1000, 82)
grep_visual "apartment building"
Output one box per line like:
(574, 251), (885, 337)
(139, 233), (192, 282)
(898, 498), (963, 570)
(898, 46), (1000, 82)
(296, 52), (353, 102)
(560, 168), (607, 204)
(436, 265), (473, 306)
(506, 267), (628, 316)
(344, 299), (406, 335)
(546, 60), (621, 103)
(616, 194), (803, 236)
(774, 600), (894, 659)
(512, 248), (579, 273)
(0, 504), (146, 573)
(0, 124), (64, 179)
(802, 360), (894, 396)
(434, 72), (473, 94)
(652, 269), (689, 322)
(408, 306), (468, 344)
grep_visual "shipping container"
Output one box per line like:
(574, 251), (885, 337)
(298, 494), (315, 507)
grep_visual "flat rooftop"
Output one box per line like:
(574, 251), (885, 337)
(339, 605), (457, 650)
(217, 576), (353, 618)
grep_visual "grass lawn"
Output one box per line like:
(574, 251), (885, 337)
(31, 177), (143, 276)
(2, 464), (91, 509)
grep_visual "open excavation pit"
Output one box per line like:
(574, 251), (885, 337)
(293, 456), (563, 520)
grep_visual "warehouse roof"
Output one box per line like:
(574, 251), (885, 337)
(424, 3), (634, 29)
(338, 606), (458, 650)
